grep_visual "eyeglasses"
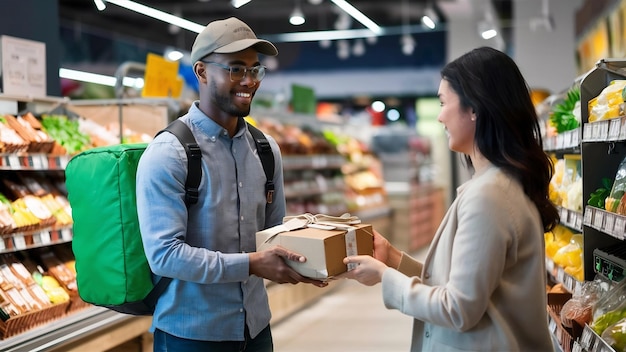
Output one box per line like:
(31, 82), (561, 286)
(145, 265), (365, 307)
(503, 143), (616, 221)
(202, 61), (267, 82)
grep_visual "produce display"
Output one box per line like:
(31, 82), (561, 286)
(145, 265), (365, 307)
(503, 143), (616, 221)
(549, 86), (581, 134)
(0, 173), (72, 236)
(550, 158), (582, 212)
(0, 248), (78, 328)
(588, 80), (626, 122)
(545, 225), (583, 281)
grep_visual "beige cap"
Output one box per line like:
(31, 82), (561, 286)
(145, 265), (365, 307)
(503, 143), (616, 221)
(191, 17), (278, 63)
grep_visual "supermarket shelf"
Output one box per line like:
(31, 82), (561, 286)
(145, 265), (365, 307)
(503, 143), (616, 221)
(0, 306), (137, 352)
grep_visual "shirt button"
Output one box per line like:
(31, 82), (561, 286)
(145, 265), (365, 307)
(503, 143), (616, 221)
(240, 216), (244, 221)
(424, 272), (431, 279)
(425, 331), (430, 338)
(210, 136), (216, 142)
(239, 182), (243, 187)
(239, 308), (244, 313)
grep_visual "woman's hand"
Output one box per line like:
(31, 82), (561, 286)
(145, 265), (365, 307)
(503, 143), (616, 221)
(372, 230), (402, 269)
(342, 255), (388, 286)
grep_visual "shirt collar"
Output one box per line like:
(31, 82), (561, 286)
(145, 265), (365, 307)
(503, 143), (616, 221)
(187, 101), (247, 139)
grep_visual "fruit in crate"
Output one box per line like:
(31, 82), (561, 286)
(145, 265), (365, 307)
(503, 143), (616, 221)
(545, 226), (574, 259)
(32, 271), (70, 304)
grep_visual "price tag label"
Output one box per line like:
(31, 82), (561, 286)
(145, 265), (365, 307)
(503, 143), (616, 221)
(556, 134), (564, 149)
(600, 120), (610, 140)
(39, 231), (51, 245)
(556, 266), (565, 283)
(573, 341), (583, 352)
(7, 155), (19, 168)
(621, 118), (626, 139)
(560, 207), (568, 222)
(580, 327), (594, 349)
(593, 122), (601, 141)
(61, 228), (72, 241)
(610, 119), (622, 140)
(584, 207), (593, 225)
(575, 213), (583, 230)
(31, 155), (43, 169)
(546, 258), (554, 272)
(59, 156), (70, 169)
(583, 123), (593, 141)
(594, 210), (605, 229)
(12, 234), (26, 250)
(605, 213), (616, 236)
(572, 129), (580, 146)
(615, 216), (626, 238)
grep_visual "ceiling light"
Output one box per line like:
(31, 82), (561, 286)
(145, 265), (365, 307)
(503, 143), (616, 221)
(59, 68), (144, 88)
(104, 0), (205, 33)
(231, 0), (252, 8)
(478, 18), (497, 39)
(421, 7), (438, 30)
(352, 39), (365, 56)
(401, 33), (415, 55)
(330, 0), (382, 35)
(371, 101), (385, 112)
(289, 2), (305, 26)
(166, 50), (184, 61)
(93, 0), (106, 11)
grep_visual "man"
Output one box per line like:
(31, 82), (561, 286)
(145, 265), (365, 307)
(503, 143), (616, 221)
(136, 17), (325, 352)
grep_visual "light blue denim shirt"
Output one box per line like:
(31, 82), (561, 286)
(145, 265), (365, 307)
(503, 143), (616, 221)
(136, 101), (285, 341)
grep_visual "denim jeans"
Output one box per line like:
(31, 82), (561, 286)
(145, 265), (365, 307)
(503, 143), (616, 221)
(153, 325), (273, 352)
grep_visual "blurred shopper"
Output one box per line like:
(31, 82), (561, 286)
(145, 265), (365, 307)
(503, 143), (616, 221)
(342, 46), (559, 352)
(136, 17), (325, 352)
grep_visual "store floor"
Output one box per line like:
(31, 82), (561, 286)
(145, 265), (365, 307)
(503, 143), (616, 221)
(271, 247), (428, 352)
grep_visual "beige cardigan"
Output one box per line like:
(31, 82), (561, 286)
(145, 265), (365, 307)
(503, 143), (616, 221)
(382, 165), (554, 352)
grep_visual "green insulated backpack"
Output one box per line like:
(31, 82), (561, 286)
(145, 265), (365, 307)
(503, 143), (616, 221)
(65, 119), (274, 315)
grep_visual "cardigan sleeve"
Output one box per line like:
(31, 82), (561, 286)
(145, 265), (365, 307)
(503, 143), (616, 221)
(397, 251), (423, 278)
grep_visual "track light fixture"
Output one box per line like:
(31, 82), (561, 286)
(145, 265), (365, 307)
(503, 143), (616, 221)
(231, 0), (252, 8)
(93, 0), (106, 11)
(289, 0), (305, 26)
(421, 7), (438, 30)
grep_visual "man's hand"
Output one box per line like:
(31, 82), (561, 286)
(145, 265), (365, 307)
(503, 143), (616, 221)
(249, 246), (328, 287)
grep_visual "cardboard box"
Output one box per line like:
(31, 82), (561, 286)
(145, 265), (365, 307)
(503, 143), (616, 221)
(256, 223), (373, 280)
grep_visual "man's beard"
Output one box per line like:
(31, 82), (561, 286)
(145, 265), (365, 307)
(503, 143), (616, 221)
(213, 85), (252, 117)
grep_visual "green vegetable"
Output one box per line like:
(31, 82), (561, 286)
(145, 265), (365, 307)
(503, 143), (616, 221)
(550, 87), (580, 133)
(588, 177), (612, 208)
(592, 308), (626, 335)
(40, 114), (91, 154)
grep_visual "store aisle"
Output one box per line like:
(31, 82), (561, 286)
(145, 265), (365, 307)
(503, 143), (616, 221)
(271, 247), (427, 352)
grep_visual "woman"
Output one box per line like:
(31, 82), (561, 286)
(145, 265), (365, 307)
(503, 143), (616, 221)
(343, 46), (559, 351)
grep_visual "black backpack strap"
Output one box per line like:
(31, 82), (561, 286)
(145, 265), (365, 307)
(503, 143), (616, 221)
(247, 123), (275, 204)
(157, 119), (202, 206)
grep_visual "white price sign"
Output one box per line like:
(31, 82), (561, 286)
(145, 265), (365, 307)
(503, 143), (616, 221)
(604, 213), (616, 236)
(584, 207), (593, 225)
(1, 35), (46, 97)
(615, 216), (626, 238)
(12, 234), (26, 250)
(583, 123), (593, 141)
(599, 121), (610, 140)
(594, 210), (605, 229)
(610, 119), (622, 140)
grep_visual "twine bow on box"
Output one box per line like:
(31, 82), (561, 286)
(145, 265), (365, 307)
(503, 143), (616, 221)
(283, 213), (361, 230)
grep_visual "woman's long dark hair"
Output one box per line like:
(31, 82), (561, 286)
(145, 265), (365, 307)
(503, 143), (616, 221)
(441, 46), (559, 231)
